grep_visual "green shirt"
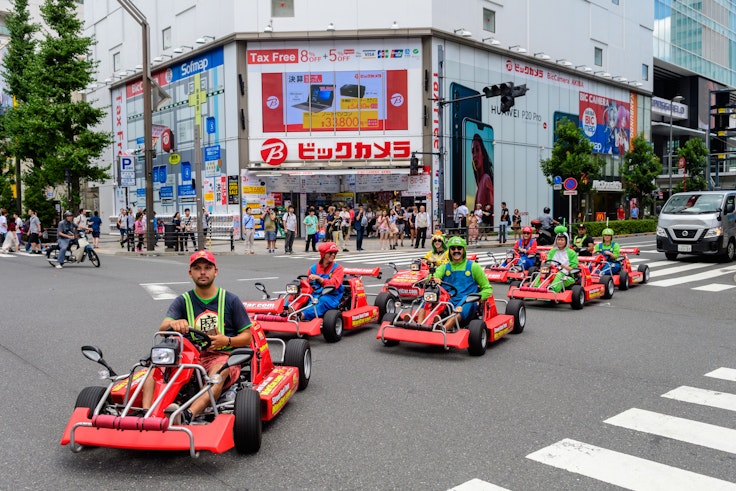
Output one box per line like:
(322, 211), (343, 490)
(304, 214), (318, 235)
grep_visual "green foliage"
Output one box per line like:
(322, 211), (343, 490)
(540, 118), (605, 194)
(674, 138), (708, 192)
(576, 219), (657, 237)
(0, 0), (39, 104)
(22, 167), (58, 228)
(0, 169), (16, 212)
(621, 134), (662, 209)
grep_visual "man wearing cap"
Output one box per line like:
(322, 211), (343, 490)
(298, 241), (344, 321)
(53, 211), (78, 269)
(572, 223), (595, 257)
(141, 250), (253, 423)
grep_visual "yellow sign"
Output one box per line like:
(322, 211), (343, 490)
(243, 185), (266, 194)
(306, 111), (380, 130)
(169, 153), (181, 165)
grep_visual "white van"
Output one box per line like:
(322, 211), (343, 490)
(656, 191), (736, 262)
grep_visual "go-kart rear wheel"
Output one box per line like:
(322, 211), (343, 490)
(74, 386), (108, 419)
(284, 338), (311, 391)
(233, 388), (262, 454)
(375, 292), (396, 319)
(599, 274), (614, 299)
(571, 285), (585, 310)
(87, 249), (101, 267)
(618, 270), (629, 291)
(321, 309), (343, 343)
(509, 280), (522, 289)
(638, 264), (651, 283)
(506, 299), (526, 334)
(468, 319), (488, 356)
(380, 313), (399, 346)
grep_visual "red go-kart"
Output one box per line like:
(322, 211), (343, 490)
(245, 267), (382, 342)
(581, 247), (651, 290)
(484, 250), (539, 284)
(507, 259), (614, 309)
(60, 321), (311, 457)
(376, 278), (526, 356)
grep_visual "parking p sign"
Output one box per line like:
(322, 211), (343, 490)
(119, 156), (135, 187)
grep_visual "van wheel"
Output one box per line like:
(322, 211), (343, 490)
(720, 239), (735, 263)
(665, 252), (678, 261)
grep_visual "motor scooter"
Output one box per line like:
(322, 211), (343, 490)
(47, 230), (101, 267)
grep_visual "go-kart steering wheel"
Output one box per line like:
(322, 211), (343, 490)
(546, 259), (563, 268)
(439, 281), (458, 296)
(297, 274), (309, 280)
(167, 327), (212, 350)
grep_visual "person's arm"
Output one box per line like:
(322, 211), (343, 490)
(471, 263), (493, 300)
(320, 264), (344, 289)
(527, 239), (538, 256)
(611, 242), (620, 260)
(159, 297), (188, 332)
(567, 248), (579, 269)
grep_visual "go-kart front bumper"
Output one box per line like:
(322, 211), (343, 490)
(377, 322), (470, 350)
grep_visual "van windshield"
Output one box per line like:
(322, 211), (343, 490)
(661, 193), (724, 214)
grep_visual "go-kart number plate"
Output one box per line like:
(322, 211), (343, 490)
(677, 244), (692, 252)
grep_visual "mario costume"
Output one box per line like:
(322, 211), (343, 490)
(433, 237), (492, 323)
(424, 231), (449, 265)
(302, 242), (345, 321)
(510, 226), (538, 270)
(594, 228), (621, 274)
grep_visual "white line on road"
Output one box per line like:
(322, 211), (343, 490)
(650, 262), (716, 277)
(526, 438), (736, 490)
(648, 265), (736, 287)
(662, 386), (736, 412)
(139, 281), (190, 285)
(692, 283), (736, 292)
(604, 408), (736, 454)
(447, 479), (511, 491)
(706, 368), (736, 382)
(236, 276), (280, 281)
(139, 283), (180, 300)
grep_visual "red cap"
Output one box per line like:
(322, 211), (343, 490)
(189, 250), (216, 267)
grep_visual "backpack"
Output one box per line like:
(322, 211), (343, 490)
(361, 214), (368, 227)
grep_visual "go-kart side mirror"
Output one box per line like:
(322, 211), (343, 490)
(81, 345), (117, 377)
(463, 293), (482, 304)
(388, 262), (398, 273)
(254, 282), (271, 300)
(220, 348), (254, 372)
(321, 286), (335, 295)
(387, 286), (400, 298)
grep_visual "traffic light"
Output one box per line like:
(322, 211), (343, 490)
(409, 154), (419, 175)
(481, 82), (529, 113)
(500, 84), (515, 113)
(712, 91), (731, 154)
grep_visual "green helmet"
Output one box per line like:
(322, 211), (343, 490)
(447, 236), (467, 260)
(553, 225), (568, 234)
(602, 228), (614, 237)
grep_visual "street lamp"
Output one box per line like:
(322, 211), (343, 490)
(668, 95), (685, 197)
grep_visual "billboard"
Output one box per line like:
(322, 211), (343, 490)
(247, 40), (422, 165)
(579, 91), (632, 155)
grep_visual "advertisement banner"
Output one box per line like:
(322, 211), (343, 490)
(579, 91), (631, 155)
(228, 175), (239, 204)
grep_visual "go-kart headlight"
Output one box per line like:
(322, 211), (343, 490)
(151, 337), (180, 366)
(704, 227), (723, 238)
(540, 267), (550, 274)
(286, 284), (299, 294)
(506, 251), (515, 260)
(410, 262), (420, 271)
(423, 291), (438, 302)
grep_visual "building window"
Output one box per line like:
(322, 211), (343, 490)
(162, 27), (172, 50)
(594, 47), (603, 66)
(612, 0), (619, 5)
(113, 52), (121, 72)
(483, 8), (496, 33)
(272, 0), (294, 17)
(642, 63), (649, 81)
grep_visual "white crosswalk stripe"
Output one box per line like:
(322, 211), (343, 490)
(139, 282), (189, 300)
(524, 367), (736, 488)
(447, 479), (511, 491)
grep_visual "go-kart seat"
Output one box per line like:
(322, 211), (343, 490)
(569, 268), (582, 285)
(338, 280), (352, 310)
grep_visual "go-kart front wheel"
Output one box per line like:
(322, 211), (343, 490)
(233, 388), (262, 454)
(467, 319), (488, 356)
(321, 310), (343, 343)
(638, 264), (651, 283)
(375, 292), (396, 319)
(618, 270), (629, 291)
(380, 313), (399, 347)
(599, 274), (614, 299)
(571, 285), (585, 310)
(74, 386), (108, 419)
(284, 338), (311, 391)
(506, 299), (526, 334)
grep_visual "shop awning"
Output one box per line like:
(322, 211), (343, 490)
(249, 164), (411, 177)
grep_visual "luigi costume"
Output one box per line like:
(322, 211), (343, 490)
(594, 227), (621, 274)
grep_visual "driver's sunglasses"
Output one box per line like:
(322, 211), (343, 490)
(523, 232), (531, 235)
(449, 246), (464, 251)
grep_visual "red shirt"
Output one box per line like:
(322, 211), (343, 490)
(617, 208), (625, 220)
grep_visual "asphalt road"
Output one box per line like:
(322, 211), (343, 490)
(1, 236), (735, 490)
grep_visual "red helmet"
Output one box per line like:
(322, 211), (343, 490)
(318, 241), (339, 257)
(521, 226), (533, 234)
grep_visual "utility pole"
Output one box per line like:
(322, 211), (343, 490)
(194, 123), (204, 250)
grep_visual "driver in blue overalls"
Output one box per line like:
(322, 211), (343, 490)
(594, 227), (621, 275)
(301, 241), (345, 320)
(432, 236), (492, 331)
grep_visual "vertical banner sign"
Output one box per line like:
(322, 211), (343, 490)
(204, 145), (221, 177)
(220, 176), (228, 205)
(119, 156), (136, 186)
(228, 175), (239, 204)
(181, 161), (192, 181)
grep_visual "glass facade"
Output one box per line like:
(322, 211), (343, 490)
(654, 0), (736, 87)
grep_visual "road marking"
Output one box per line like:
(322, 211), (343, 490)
(236, 276), (279, 281)
(648, 265), (736, 287)
(527, 438), (736, 490)
(662, 386), (736, 412)
(692, 283), (736, 292)
(448, 479), (510, 491)
(650, 262), (716, 277)
(706, 367), (736, 382)
(139, 283), (183, 300)
(604, 408), (736, 454)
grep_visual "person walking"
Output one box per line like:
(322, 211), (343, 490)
(172, 211), (182, 252)
(263, 208), (278, 254)
(354, 204), (366, 251)
(201, 207), (211, 239)
(303, 207), (318, 252)
(317, 205), (328, 241)
(498, 202), (510, 244)
(1, 213), (19, 253)
(377, 209), (390, 250)
(339, 206), (351, 252)
(134, 212), (146, 252)
(393, 204), (406, 247)
(283, 205), (297, 254)
(242, 207), (256, 254)
(88, 211), (102, 248)
(0, 208), (7, 246)
(414, 205), (429, 249)
(511, 208), (522, 241)
(27, 209), (42, 254)
(181, 208), (196, 251)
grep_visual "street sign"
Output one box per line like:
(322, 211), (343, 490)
(169, 153), (181, 165)
(563, 190), (578, 196)
(119, 156), (136, 187)
(553, 184), (562, 190)
(563, 177), (578, 191)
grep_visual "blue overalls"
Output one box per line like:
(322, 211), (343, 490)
(510, 238), (537, 270)
(302, 263), (344, 320)
(442, 260), (479, 322)
(595, 242), (621, 274)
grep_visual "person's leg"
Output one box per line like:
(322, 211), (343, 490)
(57, 239), (69, 266)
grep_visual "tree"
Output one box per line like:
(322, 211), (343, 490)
(22, 167), (58, 228)
(674, 138), (708, 192)
(540, 118), (604, 194)
(621, 134), (662, 210)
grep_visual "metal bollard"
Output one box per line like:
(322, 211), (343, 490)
(230, 230), (234, 252)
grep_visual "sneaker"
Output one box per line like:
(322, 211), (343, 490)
(343, 248), (349, 252)
(55, 264), (62, 269)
